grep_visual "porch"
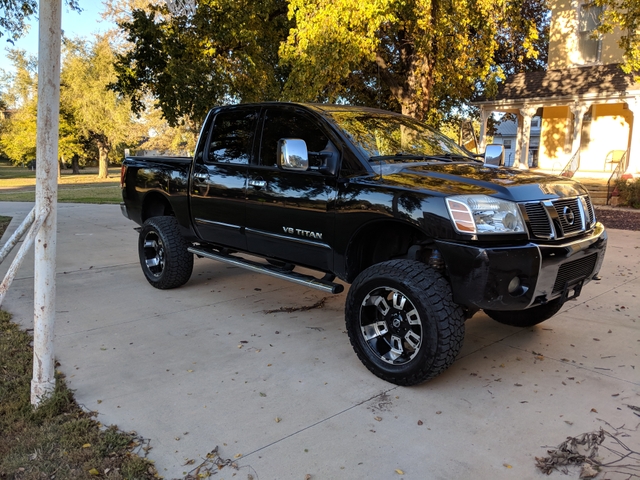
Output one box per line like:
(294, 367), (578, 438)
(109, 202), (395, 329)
(473, 65), (640, 182)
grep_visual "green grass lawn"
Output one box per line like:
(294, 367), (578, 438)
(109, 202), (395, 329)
(0, 216), (11, 237)
(0, 185), (122, 204)
(0, 159), (122, 204)
(0, 311), (158, 479)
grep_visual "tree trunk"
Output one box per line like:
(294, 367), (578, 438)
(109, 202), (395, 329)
(97, 143), (110, 179)
(71, 154), (80, 174)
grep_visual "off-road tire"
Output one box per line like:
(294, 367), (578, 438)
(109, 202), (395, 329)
(138, 216), (193, 289)
(484, 298), (564, 327)
(345, 260), (465, 386)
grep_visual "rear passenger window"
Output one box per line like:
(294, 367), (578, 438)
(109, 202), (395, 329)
(207, 109), (259, 164)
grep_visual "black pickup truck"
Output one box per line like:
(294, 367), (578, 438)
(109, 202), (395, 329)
(120, 102), (607, 386)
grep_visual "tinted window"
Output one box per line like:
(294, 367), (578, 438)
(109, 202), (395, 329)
(329, 111), (470, 160)
(259, 109), (330, 167)
(207, 108), (259, 164)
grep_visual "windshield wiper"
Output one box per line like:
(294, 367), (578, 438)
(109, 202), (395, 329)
(370, 154), (432, 161)
(370, 152), (477, 163)
(437, 152), (483, 163)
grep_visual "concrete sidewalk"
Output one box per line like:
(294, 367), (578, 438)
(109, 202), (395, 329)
(1, 201), (639, 480)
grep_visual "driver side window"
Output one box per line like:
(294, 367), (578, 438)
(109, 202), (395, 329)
(259, 109), (331, 168)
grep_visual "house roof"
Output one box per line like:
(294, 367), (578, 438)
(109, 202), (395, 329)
(495, 120), (518, 136)
(487, 64), (639, 102)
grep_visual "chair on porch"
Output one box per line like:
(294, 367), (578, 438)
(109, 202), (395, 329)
(604, 150), (627, 171)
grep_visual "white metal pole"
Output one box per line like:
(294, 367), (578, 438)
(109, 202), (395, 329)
(32, 0), (61, 405)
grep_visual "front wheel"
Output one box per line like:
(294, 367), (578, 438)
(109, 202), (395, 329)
(138, 216), (193, 289)
(345, 260), (465, 386)
(484, 298), (564, 327)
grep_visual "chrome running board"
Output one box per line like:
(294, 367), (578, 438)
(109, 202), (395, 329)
(188, 246), (344, 294)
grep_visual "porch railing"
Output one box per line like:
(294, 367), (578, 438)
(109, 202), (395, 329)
(606, 150), (629, 205)
(560, 150), (580, 178)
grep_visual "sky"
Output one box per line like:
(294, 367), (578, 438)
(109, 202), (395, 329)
(0, 2), (114, 73)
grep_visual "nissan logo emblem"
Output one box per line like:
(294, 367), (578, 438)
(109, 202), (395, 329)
(563, 206), (575, 225)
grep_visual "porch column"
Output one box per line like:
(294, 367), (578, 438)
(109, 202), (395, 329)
(518, 106), (538, 169)
(514, 112), (523, 168)
(478, 106), (491, 152)
(625, 96), (640, 175)
(570, 103), (590, 158)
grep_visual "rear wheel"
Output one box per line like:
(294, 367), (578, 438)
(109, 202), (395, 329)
(484, 298), (564, 327)
(345, 260), (465, 386)
(138, 216), (193, 289)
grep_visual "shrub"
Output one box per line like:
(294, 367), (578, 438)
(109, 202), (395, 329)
(614, 178), (640, 208)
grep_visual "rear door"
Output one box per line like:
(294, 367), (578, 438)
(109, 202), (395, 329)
(190, 106), (259, 250)
(245, 106), (339, 271)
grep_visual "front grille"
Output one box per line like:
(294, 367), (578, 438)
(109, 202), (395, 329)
(584, 196), (596, 226)
(552, 198), (583, 235)
(524, 203), (552, 238)
(522, 195), (593, 240)
(552, 254), (597, 293)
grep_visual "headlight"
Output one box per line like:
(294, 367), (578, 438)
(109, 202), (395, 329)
(445, 195), (526, 235)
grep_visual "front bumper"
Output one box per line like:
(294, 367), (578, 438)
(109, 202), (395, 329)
(436, 222), (607, 311)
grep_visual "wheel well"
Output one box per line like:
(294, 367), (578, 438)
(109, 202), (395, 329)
(141, 192), (173, 222)
(344, 221), (431, 283)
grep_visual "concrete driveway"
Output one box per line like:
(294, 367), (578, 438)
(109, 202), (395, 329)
(1, 201), (639, 479)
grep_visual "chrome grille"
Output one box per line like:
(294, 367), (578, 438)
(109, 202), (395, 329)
(522, 195), (593, 240)
(552, 198), (583, 235)
(552, 254), (597, 293)
(524, 203), (552, 238)
(584, 196), (596, 226)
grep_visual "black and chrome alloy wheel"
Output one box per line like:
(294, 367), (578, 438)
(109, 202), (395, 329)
(360, 287), (423, 365)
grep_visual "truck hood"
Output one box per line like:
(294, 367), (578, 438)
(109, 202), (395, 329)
(363, 162), (589, 202)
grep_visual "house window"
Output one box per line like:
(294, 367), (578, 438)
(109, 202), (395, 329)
(578, 3), (603, 64)
(503, 139), (512, 149)
(531, 117), (540, 128)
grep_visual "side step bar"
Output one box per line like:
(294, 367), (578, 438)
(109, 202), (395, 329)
(188, 246), (344, 294)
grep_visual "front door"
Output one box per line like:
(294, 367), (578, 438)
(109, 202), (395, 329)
(245, 106), (339, 271)
(190, 106), (259, 250)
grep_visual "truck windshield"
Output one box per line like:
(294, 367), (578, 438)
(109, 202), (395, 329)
(329, 111), (473, 161)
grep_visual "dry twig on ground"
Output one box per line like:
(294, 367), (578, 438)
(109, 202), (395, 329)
(536, 427), (640, 478)
(263, 297), (327, 314)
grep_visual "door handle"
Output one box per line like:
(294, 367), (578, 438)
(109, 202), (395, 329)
(248, 179), (267, 188)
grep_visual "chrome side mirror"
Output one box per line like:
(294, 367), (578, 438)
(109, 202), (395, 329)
(484, 144), (505, 166)
(278, 139), (309, 171)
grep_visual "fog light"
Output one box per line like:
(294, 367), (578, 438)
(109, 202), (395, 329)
(508, 276), (521, 294)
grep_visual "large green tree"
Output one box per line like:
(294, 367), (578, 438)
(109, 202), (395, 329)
(0, 49), (84, 171)
(112, 0), (291, 126)
(1, 39), (140, 176)
(62, 36), (139, 178)
(281, 0), (549, 123)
